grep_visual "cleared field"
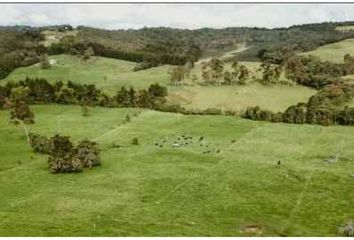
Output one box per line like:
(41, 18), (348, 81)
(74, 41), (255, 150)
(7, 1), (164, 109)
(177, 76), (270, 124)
(3, 54), (171, 93)
(299, 38), (354, 63)
(0, 105), (353, 236)
(168, 83), (315, 112)
(336, 25), (354, 32)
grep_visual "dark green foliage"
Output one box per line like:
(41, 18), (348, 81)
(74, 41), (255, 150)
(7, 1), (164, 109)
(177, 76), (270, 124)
(284, 55), (344, 89)
(306, 84), (354, 125)
(132, 138), (139, 145)
(0, 27), (43, 79)
(337, 106), (354, 125)
(242, 83), (354, 126)
(46, 135), (101, 173)
(271, 112), (284, 122)
(243, 106), (275, 121)
(282, 103), (307, 124)
(116, 86), (135, 107)
(0, 77), (167, 110)
(10, 101), (35, 124)
(29, 133), (51, 154)
(73, 140), (101, 168)
(47, 135), (81, 173)
(49, 135), (74, 157)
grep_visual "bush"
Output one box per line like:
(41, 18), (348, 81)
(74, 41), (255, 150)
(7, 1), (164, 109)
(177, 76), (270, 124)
(283, 103), (307, 124)
(47, 135), (80, 173)
(243, 106), (274, 121)
(40, 135), (102, 173)
(271, 112), (284, 122)
(125, 114), (131, 122)
(132, 138), (139, 145)
(48, 155), (83, 173)
(337, 106), (354, 125)
(29, 133), (50, 154)
(73, 139), (101, 168)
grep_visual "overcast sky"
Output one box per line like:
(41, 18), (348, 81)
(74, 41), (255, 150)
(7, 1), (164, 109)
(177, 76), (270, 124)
(1, 4), (354, 29)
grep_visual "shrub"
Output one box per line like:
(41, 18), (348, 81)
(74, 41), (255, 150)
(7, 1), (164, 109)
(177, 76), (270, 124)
(125, 114), (131, 122)
(41, 135), (102, 173)
(47, 135), (81, 173)
(48, 155), (83, 173)
(243, 106), (274, 121)
(73, 139), (101, 168)
(271, 112), (284, 122)
(282, 103), (307, 124)
(29, 133), (51, 154)
(132, 138), (139, 145)
(337, 106), (354, 125)
(10, 100), (35, 125)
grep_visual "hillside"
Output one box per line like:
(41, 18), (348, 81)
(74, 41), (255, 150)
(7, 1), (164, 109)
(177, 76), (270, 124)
(2, 54), (315, 112)
(1, 20), (354, 237)
(3, 54), (171, 91)
(0, 105), (353, 236)
(300, 38), (354, 63)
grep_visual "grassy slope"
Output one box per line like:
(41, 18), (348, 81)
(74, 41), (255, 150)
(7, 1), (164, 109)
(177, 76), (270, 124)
(167, 84), (315, 112)
(0, 105), (353, 236)
(3, 54), (171, 93)
(299, 38), (354, 63)
(169, 59), (314, 112)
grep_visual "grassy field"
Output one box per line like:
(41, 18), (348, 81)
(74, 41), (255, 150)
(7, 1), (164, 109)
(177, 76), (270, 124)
(3, 54), (171, 93)
(167, 83), (315, 112)
(0, 104), (353, 236)
(336, 25), (354, 32)
(300, 38), (354, 63)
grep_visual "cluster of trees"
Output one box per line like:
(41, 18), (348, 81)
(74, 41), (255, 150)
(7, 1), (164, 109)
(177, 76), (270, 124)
(243, 84), (354, 126)
(48, 35), (200, 68)
(200, 59), (249, 85)
(256, 54), (351, 89)
(258, 61), (283, 85)
(29, 134), (101, 173)
(0, 27), (44, 79)
(0, 78), (168, 110)
(284, 55), (344, 89)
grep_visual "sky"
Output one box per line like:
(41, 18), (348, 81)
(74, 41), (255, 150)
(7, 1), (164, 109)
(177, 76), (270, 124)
(1, 4), (354, 30)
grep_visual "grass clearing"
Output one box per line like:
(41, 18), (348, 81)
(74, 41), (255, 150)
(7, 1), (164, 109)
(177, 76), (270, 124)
(0, 104), (353, 236)
(299, 38), (354, 63)
(168, 83), (315, 112)
(336, 25), (354, 32)
(3, 54), (171, 93)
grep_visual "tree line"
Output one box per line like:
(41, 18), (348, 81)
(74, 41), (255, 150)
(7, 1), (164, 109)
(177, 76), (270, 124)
(0, 77), (168, 110)
(243, 83), (354, 126)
